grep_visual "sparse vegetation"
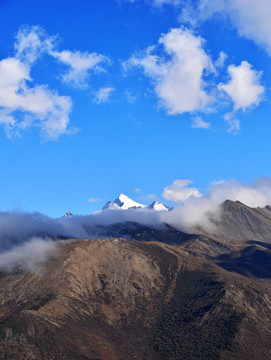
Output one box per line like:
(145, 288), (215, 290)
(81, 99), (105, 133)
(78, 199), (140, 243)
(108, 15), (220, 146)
(153, 271), (244, 359)
(37, 339), (50, 358)
(0, 318), (28, 340)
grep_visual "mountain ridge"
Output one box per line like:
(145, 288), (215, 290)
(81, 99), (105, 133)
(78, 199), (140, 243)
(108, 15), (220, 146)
(101, 193), (170, 212)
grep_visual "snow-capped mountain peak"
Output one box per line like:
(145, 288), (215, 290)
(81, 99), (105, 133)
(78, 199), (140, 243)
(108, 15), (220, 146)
(102, 194), (146, 210)
(147, 201), (170, 211)
(114, 193), (146, 209)
(101, 194), (171, 212)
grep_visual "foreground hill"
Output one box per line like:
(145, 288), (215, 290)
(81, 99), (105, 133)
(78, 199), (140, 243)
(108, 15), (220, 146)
(1, 237), (271, 359)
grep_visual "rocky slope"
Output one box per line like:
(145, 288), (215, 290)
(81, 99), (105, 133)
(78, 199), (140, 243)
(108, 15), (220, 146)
(1, 200), (271, 359)
(207, 200), (271, 242)
(1, 237), (271, 359)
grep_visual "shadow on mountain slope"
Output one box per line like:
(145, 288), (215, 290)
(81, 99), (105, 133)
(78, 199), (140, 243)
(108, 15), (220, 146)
(216, 244), (271, 278)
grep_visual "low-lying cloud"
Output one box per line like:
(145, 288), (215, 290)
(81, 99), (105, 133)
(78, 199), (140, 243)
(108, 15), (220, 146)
(161, 177), (271, 232)
(0, 237), (57, 272)
(1, 177), (271, 272)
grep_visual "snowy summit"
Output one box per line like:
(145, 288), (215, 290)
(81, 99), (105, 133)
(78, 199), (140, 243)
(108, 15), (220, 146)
(102, 194), (146, 210)
(102, 194), (170, 211)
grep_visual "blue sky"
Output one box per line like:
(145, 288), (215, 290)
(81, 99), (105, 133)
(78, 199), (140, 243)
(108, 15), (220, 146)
(0, 0), (270, 217)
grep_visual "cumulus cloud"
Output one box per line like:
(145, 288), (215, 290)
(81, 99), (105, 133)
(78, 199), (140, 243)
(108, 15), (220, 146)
(93, 87), (115, 104)
(162, 179), (202, 202)
(218, 61), (264, 111)
(0, 25), (110, 139)
(124, 27), (214, 114)
(179, 0), (271, 56)
(0, 237), (57, 272)
(0, 56), (73, 139)
(51, 50), (109, 88)
(191, 116), (211, 129)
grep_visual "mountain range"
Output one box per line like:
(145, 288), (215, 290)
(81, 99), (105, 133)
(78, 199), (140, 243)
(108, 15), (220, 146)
(101, 193), (171, 211)
(1, 199), (271, 359)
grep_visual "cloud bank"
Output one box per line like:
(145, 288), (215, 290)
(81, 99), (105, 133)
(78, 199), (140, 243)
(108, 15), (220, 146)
(161, 177), (271, 232)
(1, 177), (271, 271)
(0, 237), (57, 272)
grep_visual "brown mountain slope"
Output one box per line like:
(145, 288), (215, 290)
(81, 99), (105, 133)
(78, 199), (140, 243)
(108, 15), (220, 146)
(1, 238), (271, 359)
(208, 200), (271, 242)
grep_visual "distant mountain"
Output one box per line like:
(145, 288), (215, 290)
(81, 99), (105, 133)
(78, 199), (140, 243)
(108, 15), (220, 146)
(147, 201), (171, 211)
(63, 211), (73, 217)
(102, 193), (146, 210)
(102, 193), (170, 211)
(2, 199), (271, 359)
(206, 200), (271, 242)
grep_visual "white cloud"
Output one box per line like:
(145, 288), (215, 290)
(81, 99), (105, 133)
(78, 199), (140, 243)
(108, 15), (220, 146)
(0, 57), (73, 139)
(88, 197), (103, 203)
(119, 0), (181, 6)
(162, 179), (202, 202)
(161, 177), (271, 232)
(151, 0), (181, 6)
(51, 50), (109, 88)
(0, 237), (57, 272)
(191, 116), (211, 129)
(218, 61), (264, 111)
(138, 194), (159, 202)
(0, 25), (112, 139)
(125, 27), (214, 115)
(214, 51), (227, 68)
(180, 0), (271, 56)
(123, 90), (138, 103)
(14, 25), (55, 64)
(224, 113), (240, 134)
(93, 87), (115, 104)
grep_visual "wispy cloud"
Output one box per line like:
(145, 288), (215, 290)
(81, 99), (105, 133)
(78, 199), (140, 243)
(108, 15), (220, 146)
(51, 50), (109, 88)
(118, 0), (181, 7)
(88, 197), (103, 203)
(137, 194), (158, 202)
(133, 187), (142, 193)
(191, 116), (211, 129)
(0, 237), (57, 272)
(93, 87), (115, 104)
